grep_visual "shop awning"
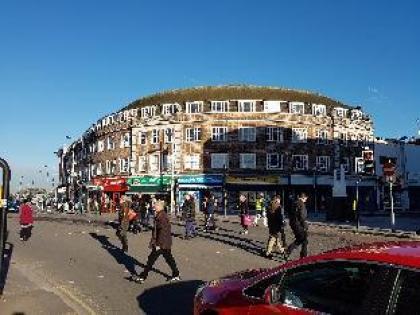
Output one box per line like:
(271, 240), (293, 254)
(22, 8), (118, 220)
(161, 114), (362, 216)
(127, 175), (172, 193)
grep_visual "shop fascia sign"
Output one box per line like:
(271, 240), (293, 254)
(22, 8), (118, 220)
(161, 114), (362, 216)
(226, 175), (279, 185)
(128, 176), (171, 187)
(178, 174), (223, 185)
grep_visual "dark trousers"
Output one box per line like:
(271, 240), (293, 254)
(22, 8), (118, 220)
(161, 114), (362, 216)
(287, 224), (308, 258)
(185, 219), (196, 237)
(140, 248), (179, 279)
(20, 225), (32, 241)
(117, 221), (129, 251)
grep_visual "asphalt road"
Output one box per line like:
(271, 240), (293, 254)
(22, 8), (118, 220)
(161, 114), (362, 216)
(2, 214), (405, 315)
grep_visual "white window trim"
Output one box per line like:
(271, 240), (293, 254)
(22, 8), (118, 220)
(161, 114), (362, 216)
(162, 103), (179, 115)
(316, 156), (330, 172)
(185, 128), (201, 142)
(240, 153), (256, 169)
(151, 129), (160, 144)
(138, 156), (147, 172)
(289, 102), (305, 115)
(335, 107), (348, 118)
(164, 128), (174, 143)
(266, 127), (284, 143)
(211, 127), (228, 142)
(292, 155), (309, 171)
(186, 101), (203, 114)
(138, 131), (147, 145)
(211, 153), (229, 169)
(98, 140), (105, 152)
(184, 154), (200, 170)
(351, 110), (362, 120)
(211, 101), (229, 113)
(239, 127), (256, 142)
(149, 154), (160, 173)
(317, 129), (329, 144)
(141, 106), (156, 118)
(312, 104), (326, 116)
(266, 153), (283, 170)
(292, 128), (308, 143)
(238, 100), (256, 113)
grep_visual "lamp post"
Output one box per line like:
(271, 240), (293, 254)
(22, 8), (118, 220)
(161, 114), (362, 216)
(355, 176), (361, 230)
(223, 164), (228, 217)
(312, 166), (318, 214)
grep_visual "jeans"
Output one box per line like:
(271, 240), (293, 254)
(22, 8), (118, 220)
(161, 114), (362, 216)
(185, 219), (196, 237)
(140, 248), (179, 279)
(20, 225), (32, 241)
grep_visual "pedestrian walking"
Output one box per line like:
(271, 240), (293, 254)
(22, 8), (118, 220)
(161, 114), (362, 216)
(239, 194), (250, 235)
(182, 193), (196, 239)
(265, 195), (286, 259)
(202, 195), (209, 229)
(134, 200), (180, 283)
(205, 194), (217, 232)
(285, 192), (309, 259)
(116, 195), (131, 252)
(19, 198), (34, 241)
(254, 192), (267, 226)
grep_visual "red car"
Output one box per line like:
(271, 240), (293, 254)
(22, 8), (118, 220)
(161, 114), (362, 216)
(194, 241), (420, 315)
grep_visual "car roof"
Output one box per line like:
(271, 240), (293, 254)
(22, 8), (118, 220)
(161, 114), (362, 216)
(292, 241), (420, 270)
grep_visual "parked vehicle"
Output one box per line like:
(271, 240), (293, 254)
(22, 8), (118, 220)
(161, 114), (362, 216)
(194, 241), (420, 315)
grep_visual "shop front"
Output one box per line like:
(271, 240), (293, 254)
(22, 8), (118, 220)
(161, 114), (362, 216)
(127, 175), (172, 206)
(177, 174), (224, 213)
(101, 177), (128, 213)
(225, 175), (282, 213)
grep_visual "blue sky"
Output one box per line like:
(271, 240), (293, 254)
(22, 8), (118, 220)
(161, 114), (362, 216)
(0, 0), (419, 190)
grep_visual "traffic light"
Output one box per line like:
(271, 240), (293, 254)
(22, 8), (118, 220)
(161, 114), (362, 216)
(362, 150), (374, 175)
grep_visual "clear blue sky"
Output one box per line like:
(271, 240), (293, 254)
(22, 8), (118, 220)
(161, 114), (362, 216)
(1, 0), (419, 190)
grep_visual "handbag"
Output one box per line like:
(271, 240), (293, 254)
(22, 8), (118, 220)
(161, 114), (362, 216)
(242, 214), (253, 226)
(128, 209), (137, 221)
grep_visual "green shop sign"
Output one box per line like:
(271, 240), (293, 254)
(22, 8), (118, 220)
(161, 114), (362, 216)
(127, 176), (172, 187)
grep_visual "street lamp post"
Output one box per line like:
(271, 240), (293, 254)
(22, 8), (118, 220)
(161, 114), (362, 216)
(355, 176), (361, 230)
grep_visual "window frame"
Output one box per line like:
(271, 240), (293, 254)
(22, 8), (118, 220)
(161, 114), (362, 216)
(238, 100), (256, 113)
(266, 153), (283, 170)
(292, 128), (308, 143)
(151, 129), (160, 144)
(211, 101), (229, 113)
(316, 156), (330, 172)
(149, 154), (160, 173)
(138, 156), (147, 172)
(211, 126), (228, 142)
(186, 101), (203, 114)
(162, 103), (179, 115)
(263, 101), (281, 113)
(289, 102), (305, 115)
(266, 127), (284, 143)
(312, 104), (326, 116)
(185, 127), (201, 142)
(184, 154), (200, 170)
(240, 153), (256, 169)
(317, 129), (329, 144)
(239, 127), (256, 142)
(210, 153), (229, 169)
(138, 131), (147, 145)
(292, 155), (309, 171)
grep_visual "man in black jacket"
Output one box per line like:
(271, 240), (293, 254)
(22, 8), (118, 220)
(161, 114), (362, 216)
(135, 200), (180, 283)
(285, 192), (309, 259)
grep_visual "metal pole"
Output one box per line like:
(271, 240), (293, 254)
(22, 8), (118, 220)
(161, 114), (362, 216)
(356, 179), (360, 230)
(390, 180), (395, 231)
(223, 164), (227, 217)
(0, 157), (11, 276)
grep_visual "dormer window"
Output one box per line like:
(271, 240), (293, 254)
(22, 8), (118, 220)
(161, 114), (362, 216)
(141, 106), (156, 118)
(186, 101), (203, 114)
(312, 104), (326, 116)
(162, 103), (179, 115)
(335, 107), (348, 118)
(351, 110), (362, 120)
(289, 102), (305, 114)
(211, 101), (229, 113)
(238, 100), (256, 112)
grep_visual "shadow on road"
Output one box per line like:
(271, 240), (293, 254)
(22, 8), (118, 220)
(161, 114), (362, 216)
(0, 242), (13, 295)
(137, 280), (203, 315)
(89, 233), (170, 279)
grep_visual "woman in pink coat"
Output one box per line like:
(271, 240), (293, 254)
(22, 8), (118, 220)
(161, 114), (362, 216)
(19, 198), (34, 241)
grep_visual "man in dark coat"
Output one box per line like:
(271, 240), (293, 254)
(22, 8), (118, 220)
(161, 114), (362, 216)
(135, 200), (180, 283)
(286, 192), (309, 259)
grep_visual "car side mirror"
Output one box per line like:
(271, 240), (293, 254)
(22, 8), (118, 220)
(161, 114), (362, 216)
(264, 285), (280, 304)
